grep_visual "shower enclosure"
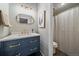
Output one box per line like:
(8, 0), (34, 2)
(53, 3), (79, 56)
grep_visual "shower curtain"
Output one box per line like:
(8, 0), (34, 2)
(55, 6), (79, 56)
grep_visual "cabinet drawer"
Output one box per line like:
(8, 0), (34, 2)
(4, 44), (20, 51)
(20, 46), (39, 56)
(3, 40), (20, 56)
(21, 36), (40, 43)
(20, 37), (40, 47)
(4, 49), (20, 56)
(29, 46), (40, 53)
(29, 37), (40, 47)
(3, 40), (20, 49)
(20, 47), (31, 56)
(26, 36), (40, 45)
(3, 40), (20, 46)
(29, 38), (40, 44)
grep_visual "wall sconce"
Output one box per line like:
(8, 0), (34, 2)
(21, 4), (32, 10)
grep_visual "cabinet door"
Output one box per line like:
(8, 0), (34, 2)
(3, 40), (20, 56)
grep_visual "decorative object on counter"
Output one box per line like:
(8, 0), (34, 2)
(39, 10), (46, 28)
(16, 14), (34, 24)
(32, 29), (35, 33)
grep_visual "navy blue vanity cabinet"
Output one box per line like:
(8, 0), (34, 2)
(20, 36), (40, 56)
(0, 36), (40, 56)
(3, 40), (21, 56)
(0, 42), (4, 56)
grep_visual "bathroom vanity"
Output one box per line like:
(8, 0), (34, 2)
(0, 33), (40, 56)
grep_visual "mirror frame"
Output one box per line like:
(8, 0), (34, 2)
(16, 14), (34, 24)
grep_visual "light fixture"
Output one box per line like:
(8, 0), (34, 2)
(61, 3), (65, 6)
(20, 4), (32, 10)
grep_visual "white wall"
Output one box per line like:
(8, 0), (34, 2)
(38, 3), (53, 56)
(9, 3), (38, 33)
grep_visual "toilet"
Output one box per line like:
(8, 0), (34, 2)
(53, 42), (58, 54)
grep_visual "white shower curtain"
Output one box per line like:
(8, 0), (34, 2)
(55, 6), (79, 56)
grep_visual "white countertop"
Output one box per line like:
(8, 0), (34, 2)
(0, 33), (40, 42)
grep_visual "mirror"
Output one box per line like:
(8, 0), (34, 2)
(16, 14), (34, 24)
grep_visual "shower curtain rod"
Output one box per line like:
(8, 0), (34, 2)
(53, 3), (79, 16)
